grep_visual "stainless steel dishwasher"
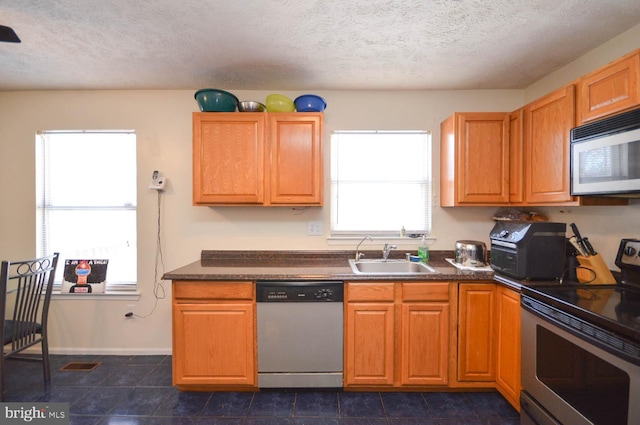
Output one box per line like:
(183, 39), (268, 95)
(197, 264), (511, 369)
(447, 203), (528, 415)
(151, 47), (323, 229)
(256, 280), (343, 388)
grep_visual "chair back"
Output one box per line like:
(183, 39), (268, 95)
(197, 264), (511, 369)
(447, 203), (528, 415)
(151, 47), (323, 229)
(0, 253), (59, 353)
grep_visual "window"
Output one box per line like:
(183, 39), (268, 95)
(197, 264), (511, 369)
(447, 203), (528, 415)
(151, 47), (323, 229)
(330, 131), (432, 236)
(36, 131), (137, 291)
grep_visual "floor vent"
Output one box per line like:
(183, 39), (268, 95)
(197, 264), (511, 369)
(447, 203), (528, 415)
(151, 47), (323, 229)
(60, 362), (101, 371)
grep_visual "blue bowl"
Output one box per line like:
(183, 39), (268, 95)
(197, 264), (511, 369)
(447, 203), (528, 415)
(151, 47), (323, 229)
(294, 94), (327, 112)
(194, 89), (239, 112)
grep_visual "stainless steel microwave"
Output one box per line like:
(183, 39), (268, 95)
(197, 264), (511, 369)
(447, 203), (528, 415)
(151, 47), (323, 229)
(570, 107), (640, 197)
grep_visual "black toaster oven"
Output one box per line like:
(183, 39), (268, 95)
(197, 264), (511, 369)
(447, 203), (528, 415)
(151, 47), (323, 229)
(489, 221), (566, 280)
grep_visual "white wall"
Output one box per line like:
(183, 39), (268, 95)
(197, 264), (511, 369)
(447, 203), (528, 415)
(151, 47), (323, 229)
(0, 24), (638, 354)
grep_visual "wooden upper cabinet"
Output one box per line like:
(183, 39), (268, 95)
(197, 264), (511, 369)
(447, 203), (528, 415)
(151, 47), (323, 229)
(193, 113), (266, 204)
(508, 109), (524, 204)
(523, 85), (576, 204)
(269, 114), (323, 205)
(440, 112), (510, 206)
(577, 50), (640, 125)
(193, 112), (324, 206)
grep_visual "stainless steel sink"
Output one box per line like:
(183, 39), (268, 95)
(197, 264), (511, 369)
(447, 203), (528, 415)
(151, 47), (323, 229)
(348, 259), (438, 274)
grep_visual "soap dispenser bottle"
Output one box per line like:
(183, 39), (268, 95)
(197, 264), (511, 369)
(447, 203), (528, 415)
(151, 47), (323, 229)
(418, 235), (429, 262)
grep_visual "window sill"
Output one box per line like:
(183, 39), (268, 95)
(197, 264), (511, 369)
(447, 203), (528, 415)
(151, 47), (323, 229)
(327, 236), (436, 246)
(52, 291), (141, 301)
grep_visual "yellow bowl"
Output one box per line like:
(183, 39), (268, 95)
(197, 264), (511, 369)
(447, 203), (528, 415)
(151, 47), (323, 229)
(266, 94), (295, 112)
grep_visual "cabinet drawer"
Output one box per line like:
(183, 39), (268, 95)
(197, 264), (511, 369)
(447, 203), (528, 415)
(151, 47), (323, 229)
(402, 282), (450, 301)
(347, 282), (395, 302)
(173, 281), (254, 300)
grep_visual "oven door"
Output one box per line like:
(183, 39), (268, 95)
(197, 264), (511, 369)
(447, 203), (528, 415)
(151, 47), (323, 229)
(521, 307), (640, 425)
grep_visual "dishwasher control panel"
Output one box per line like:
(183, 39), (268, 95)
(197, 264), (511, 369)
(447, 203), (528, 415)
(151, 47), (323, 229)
(256, 281), (344, 302)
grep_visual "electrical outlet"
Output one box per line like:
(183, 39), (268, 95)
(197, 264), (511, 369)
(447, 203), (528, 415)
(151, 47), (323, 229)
(307, 221), (323, 236)
(125, 304), (136, 318)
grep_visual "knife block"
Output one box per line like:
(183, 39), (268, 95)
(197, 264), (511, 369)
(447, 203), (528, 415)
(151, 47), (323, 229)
(576, 254), (616, 284)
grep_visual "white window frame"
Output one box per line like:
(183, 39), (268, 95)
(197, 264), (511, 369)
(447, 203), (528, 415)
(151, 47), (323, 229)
(330, 130), (432, 238)
(35, 130), (137, 292)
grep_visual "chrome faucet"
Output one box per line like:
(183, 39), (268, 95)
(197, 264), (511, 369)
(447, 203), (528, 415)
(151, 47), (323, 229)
(382, 243), (397, 260)
(355, 235), (373, 261)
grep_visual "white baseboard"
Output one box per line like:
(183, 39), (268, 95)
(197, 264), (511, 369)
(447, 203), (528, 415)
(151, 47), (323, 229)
(24, 347), (172, 356)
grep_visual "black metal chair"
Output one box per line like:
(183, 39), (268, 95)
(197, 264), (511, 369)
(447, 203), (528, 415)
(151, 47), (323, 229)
(0, 253), (59, 401)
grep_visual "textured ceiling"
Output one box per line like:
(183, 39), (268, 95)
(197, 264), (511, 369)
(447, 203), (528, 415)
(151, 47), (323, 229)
(1, 0), (640, 91)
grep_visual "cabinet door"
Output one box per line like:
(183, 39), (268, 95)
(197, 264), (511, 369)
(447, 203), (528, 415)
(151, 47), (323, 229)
(173, 302), (256, 386)
(457, 283), (496, 382)
(400, 302), (449, 386)
(440, 112), (510, 206)
(496, 286), (521, 410)
(509, 109), (524, 204)
(268, 113), (323, 205)
(345, 302), (395, 386)
(578, 51), (640, 124)
(524, 85), (575, 204)
(193, 113), (266, 204)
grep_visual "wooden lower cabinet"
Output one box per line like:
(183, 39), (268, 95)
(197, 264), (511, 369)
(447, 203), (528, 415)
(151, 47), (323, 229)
(455, 282), (521, 412)
(344, 281), (450, 388)
(345, 302), (395, 386)
(457, 283), (497, 382)
(400, 302), (449, 386)
(495, 285), (522, 410)
(169, 278), (521, 408)
(172, 281), (256, 389)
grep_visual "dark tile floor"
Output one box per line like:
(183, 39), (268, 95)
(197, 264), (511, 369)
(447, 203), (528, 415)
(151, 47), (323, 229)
(4, 355), (520, 424)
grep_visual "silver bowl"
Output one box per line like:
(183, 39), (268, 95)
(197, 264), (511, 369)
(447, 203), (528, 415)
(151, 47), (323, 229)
(238, 101), (266, 112)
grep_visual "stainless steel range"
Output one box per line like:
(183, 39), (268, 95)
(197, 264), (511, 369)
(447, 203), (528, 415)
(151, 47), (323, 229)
(519, 239), (640, 425)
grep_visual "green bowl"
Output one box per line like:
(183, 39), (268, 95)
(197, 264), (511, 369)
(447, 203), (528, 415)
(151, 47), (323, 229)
(194, 89), (239, 112)
(266, 94), (295, 112)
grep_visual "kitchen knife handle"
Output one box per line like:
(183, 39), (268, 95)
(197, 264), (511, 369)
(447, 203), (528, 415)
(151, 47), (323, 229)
(583, 238), (597, 256)
(570, 222), (583, 240)
(569, 237), (587, 256)
(570, 223), (589, 254)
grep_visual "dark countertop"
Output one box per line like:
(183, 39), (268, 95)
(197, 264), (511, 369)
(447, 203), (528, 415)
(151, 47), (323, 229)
(163, 250), (496, 282)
